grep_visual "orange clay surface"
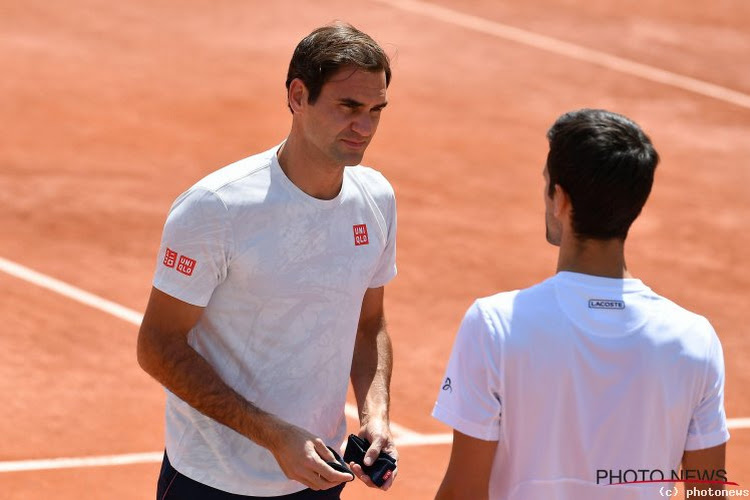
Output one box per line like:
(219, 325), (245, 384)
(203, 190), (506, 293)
(1, 1), (749, 499)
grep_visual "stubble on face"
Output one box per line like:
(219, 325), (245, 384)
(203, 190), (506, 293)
(305, 67), (388, 169)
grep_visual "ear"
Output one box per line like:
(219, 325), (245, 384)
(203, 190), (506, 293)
(287, 78), (308, 114)
(552, 184), (571, 219)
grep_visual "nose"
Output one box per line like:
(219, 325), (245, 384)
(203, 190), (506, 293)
(351, 113), (376, 137)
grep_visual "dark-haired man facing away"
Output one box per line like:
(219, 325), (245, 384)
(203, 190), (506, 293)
(433, 109), (728, 500)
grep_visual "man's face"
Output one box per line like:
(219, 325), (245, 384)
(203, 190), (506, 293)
(543, 166), (562, 246)
(300, 67), (388, 168)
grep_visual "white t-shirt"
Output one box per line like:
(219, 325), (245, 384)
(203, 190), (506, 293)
(152, 145), (397, 496)
(433, 272), (728, 500)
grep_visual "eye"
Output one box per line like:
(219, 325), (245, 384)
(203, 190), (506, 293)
(339, 99), (361, 109)
(341, 103), (359, 114)
(371, 104), (387, 114)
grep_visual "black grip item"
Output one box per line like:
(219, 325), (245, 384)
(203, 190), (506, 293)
(343, 434), (397, 487)
(325, 446), (354, 481)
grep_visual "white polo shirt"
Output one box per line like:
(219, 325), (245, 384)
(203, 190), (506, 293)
(433, 272), (728, 500)
(152, 145), (397, 496)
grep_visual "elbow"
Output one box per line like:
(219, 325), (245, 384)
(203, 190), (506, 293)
(136, 326), (160, 377)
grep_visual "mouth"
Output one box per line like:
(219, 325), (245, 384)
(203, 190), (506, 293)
(341, 138), (367, 149)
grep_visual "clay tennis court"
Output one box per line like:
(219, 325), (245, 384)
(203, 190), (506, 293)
(1, 1), (749, 498)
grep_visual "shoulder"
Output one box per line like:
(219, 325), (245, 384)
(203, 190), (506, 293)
(650, 293), (708, 326)
(473, 279), (554, 334)
(648, 293), (719, 354)
(167, 147), (279, 222)
(172, 146), (279, 215)
(346, 165), (395, 198)
(194, 147), (276, 195)
(474, 291), (520, 320)
(169, 185), (228, 219)
(462, 290), (520, 343)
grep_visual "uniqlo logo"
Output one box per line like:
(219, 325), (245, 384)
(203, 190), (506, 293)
(176, 255), (197, 276)
(163, 248), (177, 268)
(353, 224), (369, 246)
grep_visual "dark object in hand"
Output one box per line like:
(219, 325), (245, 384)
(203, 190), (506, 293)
(343, 434), (397, 487)
(325, 446), (355, 482)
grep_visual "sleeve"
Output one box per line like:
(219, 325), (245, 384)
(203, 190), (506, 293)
(684, 320), (730, 451)
(368, 183), (397, 288)
(152, 187), (234, 307)
(432, 300), (503, 441)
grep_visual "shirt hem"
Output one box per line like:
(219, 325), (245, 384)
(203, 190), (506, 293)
(152, 280), (210, 307)
(684, 429), (730, 451)
(432, 403), (500, 441)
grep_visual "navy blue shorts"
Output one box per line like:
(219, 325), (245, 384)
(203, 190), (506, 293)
(157, 452), (346, 500)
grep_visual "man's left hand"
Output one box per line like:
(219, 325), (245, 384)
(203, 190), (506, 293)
(349, 418), (398, 490)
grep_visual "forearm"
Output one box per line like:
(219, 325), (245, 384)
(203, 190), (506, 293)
(681, 443), (727, 492)
(435, 431), (495, 500)
(350, 318), (393, 424)
(436, 481), (488, 500)
(137, 329), (285, 450)
(436, 481), (489, 500)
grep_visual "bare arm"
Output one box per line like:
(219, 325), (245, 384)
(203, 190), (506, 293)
(435, 430), (497, 500)
(137, 287), (275, 445)
(136, 286), (351, 490)
(349, 286), (396, 489)
(682, 443), (727, 492)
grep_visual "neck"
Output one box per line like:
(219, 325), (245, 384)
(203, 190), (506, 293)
(556, 234), (632, 279)
(277, 135), (345, 200)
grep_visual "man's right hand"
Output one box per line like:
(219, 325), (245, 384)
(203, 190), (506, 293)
(268, 422), (353, 491)
(138, 288), (351, 492)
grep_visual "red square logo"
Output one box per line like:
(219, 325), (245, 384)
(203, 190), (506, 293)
(176, 255), (196, 276)
(163, 248), (177, 268)
(353, 224), (369, 246)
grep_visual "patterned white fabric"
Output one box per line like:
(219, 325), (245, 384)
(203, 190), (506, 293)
(153, 145), (397, 496)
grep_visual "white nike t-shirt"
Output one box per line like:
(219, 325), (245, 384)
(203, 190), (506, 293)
(433, 272), (728, 500)
(152, 145), (397, 496)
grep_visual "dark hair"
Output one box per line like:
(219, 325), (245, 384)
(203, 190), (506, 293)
(285, 23), (391, 111)
(546, 109), (659, 240)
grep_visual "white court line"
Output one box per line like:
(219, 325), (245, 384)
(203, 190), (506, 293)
(0, 434), (451, 473)
(373, 0), (750, 110)
(729, 418), (750, 430)
(0, 433), (452, 473)
(0, 256), (142, 325)
(0, 432), (450, 473)
(4, 420), (750, 473)
(3, 255), (748, 474)
(0, 452), (165, 473)
(0, 256), (451, 473)
(6, 420), (750, 473)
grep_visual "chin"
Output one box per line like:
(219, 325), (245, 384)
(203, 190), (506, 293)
(338, 152), (366, 167)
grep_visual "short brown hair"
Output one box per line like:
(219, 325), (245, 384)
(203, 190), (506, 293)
(285, 23), (391, 111)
